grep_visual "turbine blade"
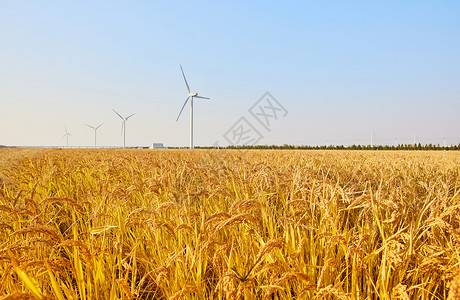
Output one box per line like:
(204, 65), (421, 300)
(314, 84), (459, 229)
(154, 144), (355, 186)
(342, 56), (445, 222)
(126, 113), (135, 120)
(113, 109), (124, 120)
(180, 65), (191, 94)
(96, 123), (104, 129)
(85, 124), (95, 129)
(65, 127), (68, 134)
(195, 96), (210, 99)
(176, 96), (190, 121)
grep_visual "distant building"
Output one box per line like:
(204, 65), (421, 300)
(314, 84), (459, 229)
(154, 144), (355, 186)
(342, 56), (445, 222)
(150, 143), (167, 149)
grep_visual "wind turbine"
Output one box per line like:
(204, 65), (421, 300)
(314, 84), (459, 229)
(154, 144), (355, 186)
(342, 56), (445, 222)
(63, 127), (72, 147)
(176, 65), (210, 149)
(113, 109), (134, 148)
(370, 131), (373, 147)
(85, 123), (103, 148)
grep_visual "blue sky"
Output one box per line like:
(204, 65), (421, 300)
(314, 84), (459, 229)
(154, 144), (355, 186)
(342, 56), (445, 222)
(1, 1), (459, 147)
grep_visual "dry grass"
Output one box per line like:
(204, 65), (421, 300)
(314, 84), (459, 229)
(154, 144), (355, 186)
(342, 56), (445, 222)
(0, 149), (459, 299)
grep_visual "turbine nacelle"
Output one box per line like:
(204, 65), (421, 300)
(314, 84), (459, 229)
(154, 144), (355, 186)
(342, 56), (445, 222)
(189, 92), (198, 97)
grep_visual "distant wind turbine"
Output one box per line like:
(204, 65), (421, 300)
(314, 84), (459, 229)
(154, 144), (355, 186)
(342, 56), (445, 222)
(113, 109), (134, 148)
(63, 127), (72, 147)
(176, 65), (210, 149)
(370, 131), (373, 147)
(85, 123), (103, 147)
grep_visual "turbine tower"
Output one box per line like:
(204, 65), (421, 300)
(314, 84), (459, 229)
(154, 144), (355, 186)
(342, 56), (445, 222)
(370, 131), (373, 147)
(63, 127), (72, 148)
(176, 65), (210, 149)
(85, 123), (103, 147)
(113, 109), (135, 148)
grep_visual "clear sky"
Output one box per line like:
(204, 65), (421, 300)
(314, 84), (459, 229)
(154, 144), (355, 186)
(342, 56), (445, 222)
(1, 1), (459, 147)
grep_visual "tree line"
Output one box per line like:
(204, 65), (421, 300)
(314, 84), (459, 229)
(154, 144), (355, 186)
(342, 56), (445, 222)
(197, 143), (460, 151)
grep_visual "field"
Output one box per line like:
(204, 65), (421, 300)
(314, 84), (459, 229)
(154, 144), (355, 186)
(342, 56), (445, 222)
(1, 148), (460, 299)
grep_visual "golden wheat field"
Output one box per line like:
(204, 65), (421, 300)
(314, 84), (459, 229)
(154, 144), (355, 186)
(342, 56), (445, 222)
(0, 148), (460, 299)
